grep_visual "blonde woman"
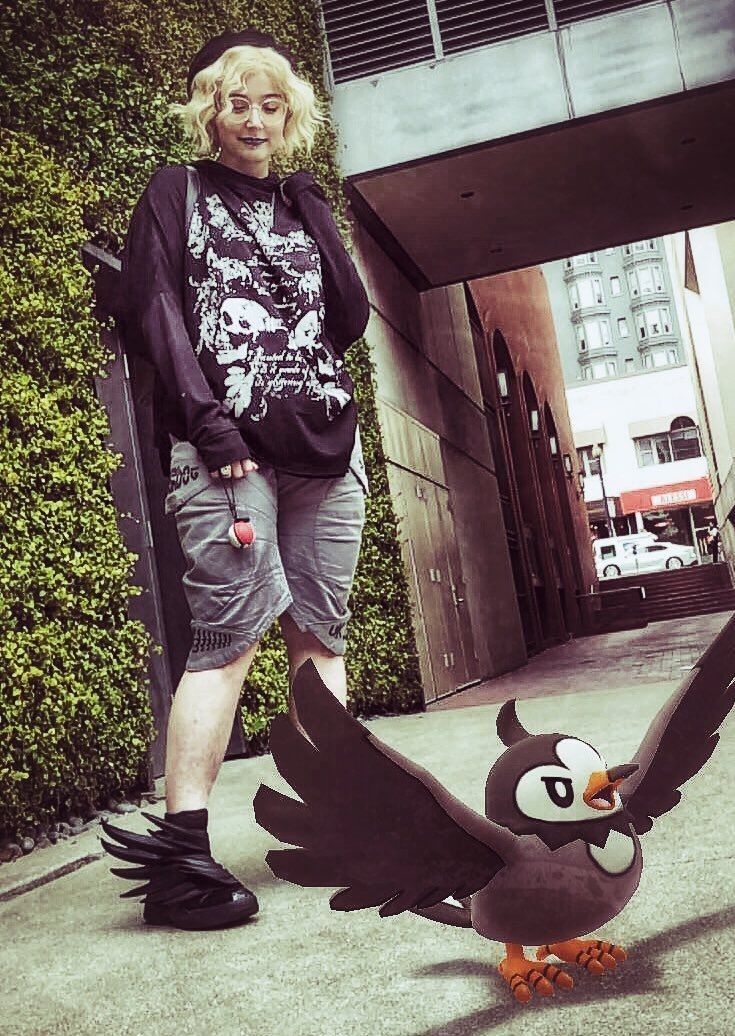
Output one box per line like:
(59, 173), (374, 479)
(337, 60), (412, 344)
(103, 30), (369, 930)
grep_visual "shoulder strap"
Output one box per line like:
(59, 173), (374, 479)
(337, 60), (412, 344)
(184, 164), (199, 231)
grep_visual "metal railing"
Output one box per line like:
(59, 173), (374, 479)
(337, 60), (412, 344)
(321, 0), (658, 84)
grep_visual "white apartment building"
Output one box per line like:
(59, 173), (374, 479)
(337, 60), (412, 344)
(545, 238), (715, 551)
(567, 365), (713, 550)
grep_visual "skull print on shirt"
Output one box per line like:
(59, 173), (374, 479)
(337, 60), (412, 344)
(187, 191), (352, 424)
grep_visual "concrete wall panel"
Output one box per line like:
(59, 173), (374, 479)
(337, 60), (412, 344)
(354, 222), (528, 690)
(329, 2), (735, 178)
(352, 223), (423, 347)
(673, 0), (735, 89)
(331, 34), (567, 176)
(366, 310), (442, 431)
(561, 6), (682, 119)
(420, 287), (465, 389)
(446, 285), (484, 408)
(368, 303), (493, 470)
(377, 400), (445, 486)
(441, 443), (526, 676)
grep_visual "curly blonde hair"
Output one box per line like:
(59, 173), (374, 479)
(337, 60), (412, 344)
(171, 45), (326, 156)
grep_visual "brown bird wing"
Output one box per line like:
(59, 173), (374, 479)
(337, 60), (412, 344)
(254, 661), (519, 917)
(621, 613), (735, 834)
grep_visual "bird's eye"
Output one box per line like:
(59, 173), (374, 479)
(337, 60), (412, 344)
(542, 776), (574, 808)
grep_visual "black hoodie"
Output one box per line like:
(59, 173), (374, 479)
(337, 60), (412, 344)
(121, 160), (370, 476)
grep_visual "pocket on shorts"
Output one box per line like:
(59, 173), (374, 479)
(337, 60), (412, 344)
(165, 442), (210, 514)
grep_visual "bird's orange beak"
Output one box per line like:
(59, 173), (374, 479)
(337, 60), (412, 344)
(583, 763), (638, 811)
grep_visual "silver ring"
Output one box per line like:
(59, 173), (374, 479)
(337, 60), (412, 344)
(220, 464), (232, 478)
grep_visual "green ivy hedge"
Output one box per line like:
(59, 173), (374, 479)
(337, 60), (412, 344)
(0, 0), (422, 831)
(0, 129), (153, 838)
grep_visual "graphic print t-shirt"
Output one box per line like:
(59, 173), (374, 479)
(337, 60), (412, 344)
(185, 164), (355, 471)
(124, 160), (360, 476)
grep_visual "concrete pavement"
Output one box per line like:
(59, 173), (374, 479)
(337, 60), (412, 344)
(1, 613), (734, 1036)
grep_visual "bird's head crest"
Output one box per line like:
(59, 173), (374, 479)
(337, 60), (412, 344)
(497, 699), (531, 747)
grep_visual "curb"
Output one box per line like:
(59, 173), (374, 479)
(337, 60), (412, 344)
(0, 783), (166, 905)
(0, 804), (164, 904)
(0, 851), (104, 903)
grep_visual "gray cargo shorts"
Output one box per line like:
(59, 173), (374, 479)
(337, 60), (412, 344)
(164, 433), (368, 671)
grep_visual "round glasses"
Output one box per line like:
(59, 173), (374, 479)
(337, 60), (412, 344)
(225, 97), (287, 124)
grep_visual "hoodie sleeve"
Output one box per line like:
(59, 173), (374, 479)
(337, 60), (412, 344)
(282, 172), (370, 356)
(122, 165), (249, 471)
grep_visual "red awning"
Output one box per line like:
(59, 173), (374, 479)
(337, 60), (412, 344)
(619, 477), (712, 515)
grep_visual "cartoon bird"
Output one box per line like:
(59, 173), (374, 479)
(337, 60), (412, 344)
(254, 617), (735, 1003)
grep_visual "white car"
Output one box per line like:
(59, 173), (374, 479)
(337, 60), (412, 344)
(595, 535), (698, 579)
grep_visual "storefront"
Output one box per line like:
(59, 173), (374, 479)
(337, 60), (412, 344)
(618, 478), (714, 555)
(585, 496), (628, 539)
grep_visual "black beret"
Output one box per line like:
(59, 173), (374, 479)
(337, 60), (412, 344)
(186, 30), (295, 97)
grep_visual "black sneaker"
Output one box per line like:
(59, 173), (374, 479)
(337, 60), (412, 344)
(101, 812), (259, 930)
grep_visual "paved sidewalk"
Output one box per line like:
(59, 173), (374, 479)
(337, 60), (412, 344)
(433, 612), (733, 709)
(1, 612), (734, 1036)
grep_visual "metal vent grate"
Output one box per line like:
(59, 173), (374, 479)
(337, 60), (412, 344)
(553, 0), (653, 26)
(321, 0), (661, 83)
(321, 0), (436, 84)
(435, 1), (550, 56)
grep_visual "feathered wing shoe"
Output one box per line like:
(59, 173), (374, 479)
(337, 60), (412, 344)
(101, 812), (259, 930)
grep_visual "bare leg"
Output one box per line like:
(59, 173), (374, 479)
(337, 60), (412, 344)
(279, 611), (347, 707)
(165, 642), (259, 813)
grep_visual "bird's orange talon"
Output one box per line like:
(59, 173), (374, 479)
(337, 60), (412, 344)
(541, 938), (627, 975)
(554, 970), (574, 990)
(585, 957), (605, 975)
(532, 973), (554, 997)
(510, 977), (532, 1004)
(537, 960), (574, 990)
(500, 944), (573, 1002)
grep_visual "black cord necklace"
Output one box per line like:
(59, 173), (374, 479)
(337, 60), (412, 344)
(220, 477), (255, 549)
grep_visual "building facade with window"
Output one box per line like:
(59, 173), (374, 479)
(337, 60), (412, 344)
(544, 239), (683, 384)
(314, 0), (735, 700)
(566, 365), (713, 552)
(545, 239), (714, 551)
(348, 227), (596, 705)
(666, 224), (735, 571)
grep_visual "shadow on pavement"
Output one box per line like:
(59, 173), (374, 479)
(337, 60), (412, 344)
(410, 903), (735, 1036)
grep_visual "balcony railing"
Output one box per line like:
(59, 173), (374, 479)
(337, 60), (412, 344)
(622, 240), (663, 264)
(637, 334), (678, 351)
(571, 302), (611, 320)
(321, 0), (658, 84)
(629, 288), (671, 308)
(563, 255), (603, 278)
(579, 344), (618, 361)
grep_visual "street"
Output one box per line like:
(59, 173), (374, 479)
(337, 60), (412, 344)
(1, 613), (734, 1036)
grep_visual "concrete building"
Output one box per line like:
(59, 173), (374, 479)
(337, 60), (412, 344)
(545, 239), (685, 384)
(323, 1), (735, 280)
(319, 0), (735, 699)
(666, 224), (735, 569)
(351, 233), (595, 704)
(565, 363), (713, 548)
(470, 270), (597, 652)
(544, 238), (713, 548)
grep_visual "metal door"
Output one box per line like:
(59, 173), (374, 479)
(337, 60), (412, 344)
(402, 474), (476, 703)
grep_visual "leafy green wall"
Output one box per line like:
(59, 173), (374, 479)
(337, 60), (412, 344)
(0, 130), (153, 837)
(0, 0), (421, 834)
